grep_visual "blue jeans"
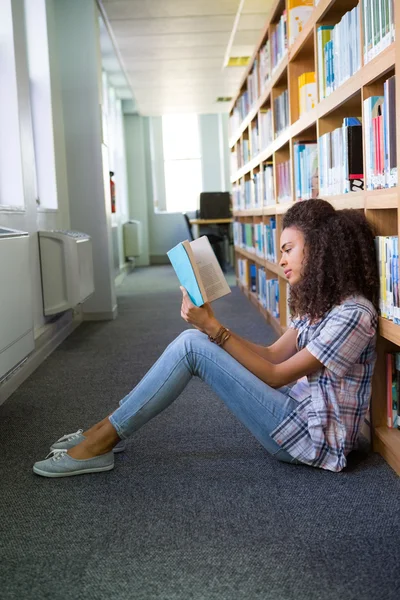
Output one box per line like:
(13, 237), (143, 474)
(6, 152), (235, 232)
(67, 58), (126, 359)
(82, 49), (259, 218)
(109, 330), (302, 465)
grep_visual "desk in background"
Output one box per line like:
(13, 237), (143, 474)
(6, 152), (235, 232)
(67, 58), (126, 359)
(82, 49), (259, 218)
(189, 218), (233, 266)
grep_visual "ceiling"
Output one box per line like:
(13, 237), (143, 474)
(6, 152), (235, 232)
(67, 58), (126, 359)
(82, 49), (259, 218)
(99, 0), (274, 116)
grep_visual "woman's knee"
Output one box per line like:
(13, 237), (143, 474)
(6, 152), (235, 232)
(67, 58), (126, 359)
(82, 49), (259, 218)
(176, 329), (205, 343)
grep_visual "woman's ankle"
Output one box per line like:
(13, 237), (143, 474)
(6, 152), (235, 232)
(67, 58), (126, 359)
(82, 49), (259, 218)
(83, 415), (111, 437)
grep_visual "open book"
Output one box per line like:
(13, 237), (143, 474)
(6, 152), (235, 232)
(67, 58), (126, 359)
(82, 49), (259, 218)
(167, 236), (231, 307)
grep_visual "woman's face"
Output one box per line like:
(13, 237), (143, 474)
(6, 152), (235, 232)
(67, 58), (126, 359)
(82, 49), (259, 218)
(279, 226), (306, 286)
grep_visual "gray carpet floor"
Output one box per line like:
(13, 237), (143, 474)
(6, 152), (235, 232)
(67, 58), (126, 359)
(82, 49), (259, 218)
(1, 265), (400, 600)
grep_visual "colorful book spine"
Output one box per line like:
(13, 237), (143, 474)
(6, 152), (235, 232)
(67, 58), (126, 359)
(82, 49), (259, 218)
(386, 352), (400, 428)
(287, 0), (313, 47)
(363, 0), (395, 64)
(298, 72), (317, 115)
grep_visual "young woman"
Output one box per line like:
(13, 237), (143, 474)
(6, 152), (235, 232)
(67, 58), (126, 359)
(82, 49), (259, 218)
(33, 199), (379, 477)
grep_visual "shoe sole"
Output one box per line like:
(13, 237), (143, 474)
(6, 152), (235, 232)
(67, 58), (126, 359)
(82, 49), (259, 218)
(33, 464), (114, 478)
(49, 443), (126, 454)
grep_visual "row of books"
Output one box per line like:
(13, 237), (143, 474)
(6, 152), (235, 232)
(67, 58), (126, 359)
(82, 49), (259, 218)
(319, 117), (364, 197)
(230, 94), (252, 136)
(258, 270), (280, 318)
(277, 160), (291, 204)
(259, 39), (271, 92)
(294, 142), (318, 200)
(364, 76), (397, 190)
(230, 0), (395, 142)
(233, 220), (277, 263)
(271, 10), (288, 73)
(274, 89), (289, 138)
(232, 163), (275, 211)
(235, 139), (251, 170)
(317, 5), (362, 101)
(259, 108), (273, 153)
(363, 0), (395, 64)
(231, 108), (273, 173)
(242, 261), (280, 318)
(375, 235), (400, 323)
(247, 60), (259, 112)
(386, 352), (400, 428)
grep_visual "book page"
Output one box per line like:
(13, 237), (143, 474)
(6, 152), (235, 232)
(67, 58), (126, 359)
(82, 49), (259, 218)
(189, 236), (231, 303)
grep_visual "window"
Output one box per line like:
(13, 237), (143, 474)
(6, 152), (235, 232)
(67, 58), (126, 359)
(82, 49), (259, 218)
(0, 0), (25, 208)
(162, 114), (202, 213)
(24, 0), (57, 210)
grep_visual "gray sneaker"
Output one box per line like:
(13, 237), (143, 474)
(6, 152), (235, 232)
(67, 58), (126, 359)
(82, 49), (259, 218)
(50, 429), (126, 453)
(33, 449), (114, 478)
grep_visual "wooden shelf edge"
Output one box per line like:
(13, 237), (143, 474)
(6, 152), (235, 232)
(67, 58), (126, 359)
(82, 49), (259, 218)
(373, 427), (400, 476)
(321, 194), (365, 210)
(233, 189), (399, 217)
(379, 318), (400, 345)
(365, 189), (398, 209)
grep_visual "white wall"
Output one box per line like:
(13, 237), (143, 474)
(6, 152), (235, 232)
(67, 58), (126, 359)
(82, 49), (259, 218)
(53, 0), (117, 318)
(0, 0), (66, 338)
(0, 0), (128, 402)
(122, 111), (231, 263)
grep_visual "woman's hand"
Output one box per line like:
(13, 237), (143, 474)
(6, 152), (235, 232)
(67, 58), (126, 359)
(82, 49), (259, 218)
(180, 287), (219, 334)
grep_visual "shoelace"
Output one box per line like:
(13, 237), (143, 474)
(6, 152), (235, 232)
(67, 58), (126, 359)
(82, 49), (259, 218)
(55, 429), (83, 443)
(45, 449), (68, 461)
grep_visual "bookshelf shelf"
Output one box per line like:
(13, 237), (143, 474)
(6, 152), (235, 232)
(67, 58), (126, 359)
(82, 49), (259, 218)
(374, 427), (400, 475)
(323, 194), (365, 211)
(365, 189), (398, 210)
(229, 0), (400, 474)
(379, 318), (400, 346)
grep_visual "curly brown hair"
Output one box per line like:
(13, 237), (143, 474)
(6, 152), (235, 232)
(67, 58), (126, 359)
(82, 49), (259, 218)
(282, 199), (380, 321)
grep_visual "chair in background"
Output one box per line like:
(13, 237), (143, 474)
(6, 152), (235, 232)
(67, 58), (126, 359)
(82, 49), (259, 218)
(183, 213), (225, 271)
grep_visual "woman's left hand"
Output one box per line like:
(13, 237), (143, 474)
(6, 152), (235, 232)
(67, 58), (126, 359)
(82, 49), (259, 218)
(180, 287), (217, 333)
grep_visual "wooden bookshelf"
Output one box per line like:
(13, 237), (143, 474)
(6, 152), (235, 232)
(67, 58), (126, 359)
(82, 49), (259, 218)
(229, 0), (400, 474)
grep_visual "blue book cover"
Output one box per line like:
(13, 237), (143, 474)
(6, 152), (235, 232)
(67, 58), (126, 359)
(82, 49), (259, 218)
(167, 241), (205, 307)
(167, 236), (231, 307)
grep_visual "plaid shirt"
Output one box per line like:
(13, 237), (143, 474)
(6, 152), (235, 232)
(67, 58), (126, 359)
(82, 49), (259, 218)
(270, 295), (378, 472)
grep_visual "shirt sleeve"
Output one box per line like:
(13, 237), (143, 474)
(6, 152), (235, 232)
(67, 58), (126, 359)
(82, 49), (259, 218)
(289, 316), (304, 330)
(306, 305), (376, 377)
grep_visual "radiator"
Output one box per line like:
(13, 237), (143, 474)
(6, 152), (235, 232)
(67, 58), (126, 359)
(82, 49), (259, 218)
(0, 227), (35, 381)
(39, 230), (95, 316)
(123, 220), (142, 258)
